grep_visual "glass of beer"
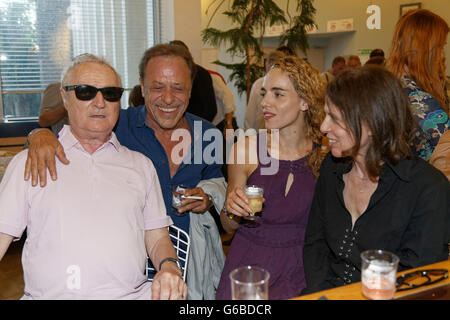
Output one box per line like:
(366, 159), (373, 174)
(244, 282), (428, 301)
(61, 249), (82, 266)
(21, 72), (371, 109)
(244, 185), (264, 220)
(361, 250), (399, 300)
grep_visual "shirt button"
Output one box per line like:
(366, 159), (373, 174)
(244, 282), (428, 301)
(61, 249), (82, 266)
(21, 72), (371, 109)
(343, 240), (347, 244)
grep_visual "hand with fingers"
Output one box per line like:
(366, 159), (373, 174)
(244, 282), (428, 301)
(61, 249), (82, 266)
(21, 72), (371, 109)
(175, 187), (213, 215)
(24, 128), (69, 187)
(151, 265), (188, 300)
(225, 186), (265, 218)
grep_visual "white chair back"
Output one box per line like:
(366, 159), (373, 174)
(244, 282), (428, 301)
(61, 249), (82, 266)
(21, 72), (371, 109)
(146, 225), (190, 282)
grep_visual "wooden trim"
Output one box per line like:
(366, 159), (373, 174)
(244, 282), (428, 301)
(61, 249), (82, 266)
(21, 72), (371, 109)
(0, 137), (26, 154)
(0, 146), (23, 153)
(0, 137), (27, 147)
(292, 259), (450, 300)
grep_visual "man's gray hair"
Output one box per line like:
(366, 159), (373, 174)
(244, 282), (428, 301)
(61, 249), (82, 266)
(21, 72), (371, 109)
(61, 53), (122, 87)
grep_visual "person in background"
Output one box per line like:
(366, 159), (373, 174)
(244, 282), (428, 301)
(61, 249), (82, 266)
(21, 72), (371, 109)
(208, 69), (237, 134)
(129, 84), (145, 107)
(430, 130), (450, 180)
(216, 56), (327, 300)
(321, 56), (346, 84)
(369, 48), (385, 59)
(303, 66), (449, 294)
(38, 82), (69, 134)
(364, 56), (385, 67)
(208, 69), (238, 181)
(0, 54), (187, 300)
(346, 55), (362, 68)
(170, 40), (218, 123)
(24, 44), (227, 300)
(244, 49), (286, 131)
(387, 9), (449, 161)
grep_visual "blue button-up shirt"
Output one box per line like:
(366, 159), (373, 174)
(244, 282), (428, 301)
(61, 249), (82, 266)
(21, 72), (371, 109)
(115, 105), (223, 233)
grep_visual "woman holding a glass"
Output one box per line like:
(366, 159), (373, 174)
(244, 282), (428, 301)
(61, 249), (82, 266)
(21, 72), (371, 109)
(216, 56), (327, 300)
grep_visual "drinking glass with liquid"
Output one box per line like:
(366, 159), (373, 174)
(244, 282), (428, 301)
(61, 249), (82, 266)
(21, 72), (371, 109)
(244, 185), (264, 220)
(361, 250), (399, 300)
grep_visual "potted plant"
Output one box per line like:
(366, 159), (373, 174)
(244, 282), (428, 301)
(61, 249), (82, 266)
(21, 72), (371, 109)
(202, 0), (317, 101)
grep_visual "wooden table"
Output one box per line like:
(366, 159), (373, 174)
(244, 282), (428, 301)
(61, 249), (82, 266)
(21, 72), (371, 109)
(0, 150), (18, 182)
(292, 259), (449, 300)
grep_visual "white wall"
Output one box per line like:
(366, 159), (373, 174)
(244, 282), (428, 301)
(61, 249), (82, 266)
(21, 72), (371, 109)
(186, 0), (450, 127)
(173, 0), (202, 63)
(312, 0), (450, 74)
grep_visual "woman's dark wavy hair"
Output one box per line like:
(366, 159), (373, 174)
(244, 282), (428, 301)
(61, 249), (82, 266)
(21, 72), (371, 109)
(326, 66), (417, 179)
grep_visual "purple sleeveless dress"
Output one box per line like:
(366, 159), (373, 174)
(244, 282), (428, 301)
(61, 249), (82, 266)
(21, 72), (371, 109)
(216, 134), (316, 300)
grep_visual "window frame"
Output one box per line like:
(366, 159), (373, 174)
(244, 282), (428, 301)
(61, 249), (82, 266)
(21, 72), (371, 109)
(0, 0), (168, 131)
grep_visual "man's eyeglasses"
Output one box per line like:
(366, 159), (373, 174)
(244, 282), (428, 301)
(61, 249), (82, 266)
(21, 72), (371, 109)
(64, 85), (124, 102)
(396, 269), (448, 291)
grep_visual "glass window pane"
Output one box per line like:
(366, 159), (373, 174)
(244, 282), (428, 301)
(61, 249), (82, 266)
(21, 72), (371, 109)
(0, 0), (155, 122)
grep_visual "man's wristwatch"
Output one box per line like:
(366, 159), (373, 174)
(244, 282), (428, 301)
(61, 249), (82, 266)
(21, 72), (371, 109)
(159, 257), (182, 273)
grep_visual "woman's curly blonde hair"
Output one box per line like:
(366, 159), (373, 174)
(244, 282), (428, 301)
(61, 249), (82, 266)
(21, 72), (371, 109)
(272, 56), (327, 178)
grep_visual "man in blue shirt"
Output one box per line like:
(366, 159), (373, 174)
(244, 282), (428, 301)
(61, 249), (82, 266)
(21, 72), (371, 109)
(26, 44), (224, 235)
(25, 44), (227, 299)
(115, 104), (223, 234)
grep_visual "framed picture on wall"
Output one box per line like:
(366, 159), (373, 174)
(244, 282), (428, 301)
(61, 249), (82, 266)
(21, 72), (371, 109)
(399, 3), (422, 17)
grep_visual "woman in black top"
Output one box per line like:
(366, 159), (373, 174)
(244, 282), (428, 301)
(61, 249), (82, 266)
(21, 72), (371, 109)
(302, 66), (449, 294)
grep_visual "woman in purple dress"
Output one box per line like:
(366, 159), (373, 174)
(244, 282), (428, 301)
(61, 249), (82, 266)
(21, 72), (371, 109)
(216, 56), (327, 300)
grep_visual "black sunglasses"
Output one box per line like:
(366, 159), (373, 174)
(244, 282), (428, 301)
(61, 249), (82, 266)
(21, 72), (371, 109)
(396, 269), (448, 292)
(64, 85), (124, 102)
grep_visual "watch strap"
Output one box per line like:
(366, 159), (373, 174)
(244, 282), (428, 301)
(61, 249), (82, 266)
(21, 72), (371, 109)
(159, 257), (182, 271)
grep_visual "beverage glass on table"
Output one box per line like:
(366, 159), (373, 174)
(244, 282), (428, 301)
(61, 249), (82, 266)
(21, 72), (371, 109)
(230, 265), (270, 300)
(244, 185), (264, 220)
(361, 250), (399, 300)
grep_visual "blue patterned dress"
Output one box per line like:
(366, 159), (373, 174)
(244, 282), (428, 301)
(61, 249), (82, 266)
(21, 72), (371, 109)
(402, 76), (449, 161)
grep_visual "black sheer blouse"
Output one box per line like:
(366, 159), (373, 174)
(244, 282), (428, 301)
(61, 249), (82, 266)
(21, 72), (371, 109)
(302, 153), (449, 294)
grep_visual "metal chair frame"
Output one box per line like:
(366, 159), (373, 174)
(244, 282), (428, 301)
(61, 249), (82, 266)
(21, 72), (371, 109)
(146, 225), (190, 282)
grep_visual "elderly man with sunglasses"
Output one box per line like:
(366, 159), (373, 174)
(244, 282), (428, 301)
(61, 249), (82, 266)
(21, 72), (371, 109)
(0, 54), (187, 300)
(21, 44), (227, 300)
